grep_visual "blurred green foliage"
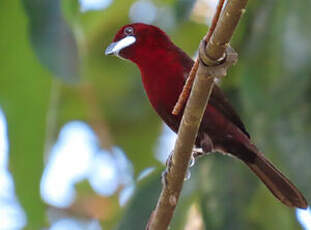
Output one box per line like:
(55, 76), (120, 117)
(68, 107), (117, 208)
(0, 0), (310, 229)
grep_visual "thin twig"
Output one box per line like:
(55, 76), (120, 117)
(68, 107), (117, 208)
(172, 0), (225, 116)
(148, 0), (248, 229)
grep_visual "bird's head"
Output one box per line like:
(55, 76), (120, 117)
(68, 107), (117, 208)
(105, 23), (172, 63)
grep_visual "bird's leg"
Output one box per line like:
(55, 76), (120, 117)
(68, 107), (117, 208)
(200, 133), (214, 154)
(192, 133), (215, 160)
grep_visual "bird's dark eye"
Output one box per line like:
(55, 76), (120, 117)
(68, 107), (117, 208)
(124, 26), (134, 36)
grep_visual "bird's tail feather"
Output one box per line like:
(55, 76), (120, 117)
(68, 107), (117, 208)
(244, 153), (307, 209)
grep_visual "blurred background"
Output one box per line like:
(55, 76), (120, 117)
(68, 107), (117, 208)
(0, 0), (311, 229)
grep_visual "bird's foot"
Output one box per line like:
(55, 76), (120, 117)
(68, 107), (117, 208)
(161, 142), (214, 186)
(161, 150), (194, 186)
(192, 148), (205, 158)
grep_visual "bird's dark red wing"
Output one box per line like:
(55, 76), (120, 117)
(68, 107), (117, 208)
(209, 85), (250, 138)
(178, 51), (250, 138)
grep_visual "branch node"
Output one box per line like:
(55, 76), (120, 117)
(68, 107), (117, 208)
(199, 40), (238, 79)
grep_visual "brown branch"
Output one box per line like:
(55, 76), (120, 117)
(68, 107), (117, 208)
(148, 0), (248, 229)
(205, 0), (247, 63)
(172, 0), (225, 116)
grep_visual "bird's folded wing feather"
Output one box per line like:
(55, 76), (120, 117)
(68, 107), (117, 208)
(209, 85), (250, 138)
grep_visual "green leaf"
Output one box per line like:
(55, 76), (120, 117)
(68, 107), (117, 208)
(21, 0), (80, 83)
(0, 1), (53, 228)
(114, 169), (162, 230)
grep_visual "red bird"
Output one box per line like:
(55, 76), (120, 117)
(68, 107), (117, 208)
(106, 23), (307, 209)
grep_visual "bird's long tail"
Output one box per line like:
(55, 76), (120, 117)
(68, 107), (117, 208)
(243, 152), (308, 209)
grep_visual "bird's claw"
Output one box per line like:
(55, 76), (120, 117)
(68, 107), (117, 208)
(165, 150), (174, 172)
(161, 169), (168, 187)
(161, 151), (174, 187)
(161, 145), (214, 186)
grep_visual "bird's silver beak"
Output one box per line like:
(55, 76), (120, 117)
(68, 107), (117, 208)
(105, 36), (136, 55)
(105, 42), (117, 55)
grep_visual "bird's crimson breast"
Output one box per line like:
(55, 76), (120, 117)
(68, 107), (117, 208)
(140, 65), (186, 132)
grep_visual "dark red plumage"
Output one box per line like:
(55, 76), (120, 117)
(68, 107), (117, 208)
(106, 23), (307, 209)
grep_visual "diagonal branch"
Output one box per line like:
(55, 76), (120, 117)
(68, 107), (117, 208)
(172, 0), (225, 116)
(148, 0), (249, 229)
